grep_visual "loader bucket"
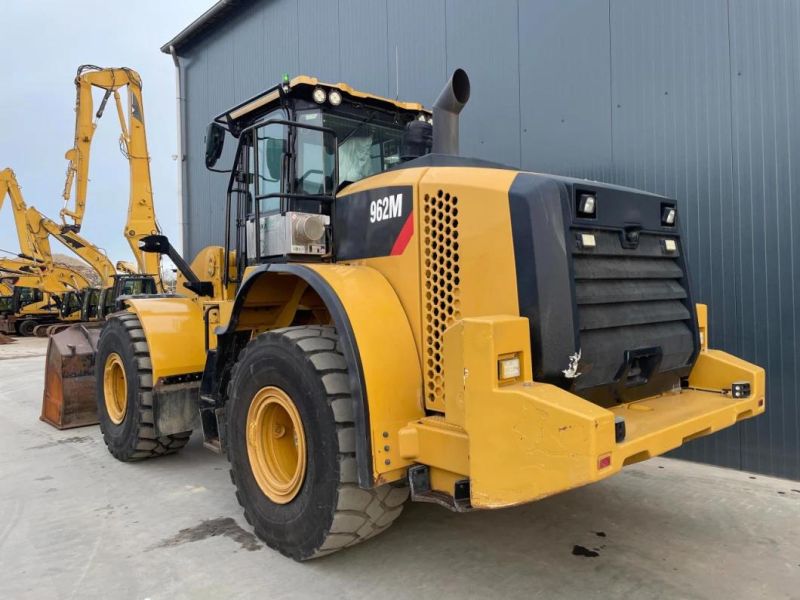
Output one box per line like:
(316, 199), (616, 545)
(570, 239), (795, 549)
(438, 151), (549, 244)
(41, 323), (103, 429)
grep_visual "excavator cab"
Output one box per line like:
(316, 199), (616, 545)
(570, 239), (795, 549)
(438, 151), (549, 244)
(98, 274), (158, 318)
(59, 290), (84, 319)
(80, 287), (101, 322)
(12, 286), (44, 313)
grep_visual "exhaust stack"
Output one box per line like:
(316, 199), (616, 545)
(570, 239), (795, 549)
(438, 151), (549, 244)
(432, 68), (471, 155)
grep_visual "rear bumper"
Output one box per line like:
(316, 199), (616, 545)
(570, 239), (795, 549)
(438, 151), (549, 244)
(398, 316), (765, 509)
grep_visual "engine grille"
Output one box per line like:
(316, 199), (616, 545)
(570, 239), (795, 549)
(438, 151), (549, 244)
(571, 229), (694, 396)
(423, 190), (461, 407)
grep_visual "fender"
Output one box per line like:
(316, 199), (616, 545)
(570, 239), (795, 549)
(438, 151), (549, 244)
(125, 297), (208, 381)
(124, 297), (207, 437)
(211, 263), (423, 488)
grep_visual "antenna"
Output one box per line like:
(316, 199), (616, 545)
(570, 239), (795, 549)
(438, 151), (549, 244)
(395, 45), (400, 100)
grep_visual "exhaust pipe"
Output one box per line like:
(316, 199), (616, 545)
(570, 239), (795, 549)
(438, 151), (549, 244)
(432, 68), (471, 155)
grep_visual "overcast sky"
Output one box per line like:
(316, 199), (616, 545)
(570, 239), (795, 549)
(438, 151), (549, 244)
(0, 0), (213, 265)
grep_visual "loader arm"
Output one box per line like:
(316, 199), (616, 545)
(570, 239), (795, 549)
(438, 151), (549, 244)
(60, 65), (163, 290)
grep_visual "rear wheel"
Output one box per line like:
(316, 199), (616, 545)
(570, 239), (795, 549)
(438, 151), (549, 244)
(227, 325), (408, 561)
(95, 313), (192, 461)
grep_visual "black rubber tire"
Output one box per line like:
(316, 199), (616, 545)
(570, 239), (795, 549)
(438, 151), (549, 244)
(227, 325), (408, 561)
(95, 312), (192, 461)
(18, 319), (37, 336)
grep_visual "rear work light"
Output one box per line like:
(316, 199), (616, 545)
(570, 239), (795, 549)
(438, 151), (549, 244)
(662, 204), (677, 226)
(577, 192), (596, 218)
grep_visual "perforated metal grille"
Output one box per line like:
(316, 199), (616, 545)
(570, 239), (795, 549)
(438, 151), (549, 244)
(423, 190), (461, 405)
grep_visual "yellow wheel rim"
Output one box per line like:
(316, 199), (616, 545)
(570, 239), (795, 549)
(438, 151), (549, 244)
(103, 353), (128, 425)
(246, 386), (307, 504)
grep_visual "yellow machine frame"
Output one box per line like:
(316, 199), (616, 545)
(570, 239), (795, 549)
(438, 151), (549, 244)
(123, 161), (765, 505)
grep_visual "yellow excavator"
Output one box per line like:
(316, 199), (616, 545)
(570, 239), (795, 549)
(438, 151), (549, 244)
(0, 256), (88, 335)
(42, 64), (164, 428)
(52, 71), (764, 560)
(1, 167), (147, 336)
(0, 168), (94, 334)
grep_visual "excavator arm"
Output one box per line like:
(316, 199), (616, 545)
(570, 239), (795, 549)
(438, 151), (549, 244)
(26, 206), (116, 288)
(61, 65), (162, 290)
(0, 257), (88, 295)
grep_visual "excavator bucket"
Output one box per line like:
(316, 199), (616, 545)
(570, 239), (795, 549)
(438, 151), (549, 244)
(41, 323), (103, 429)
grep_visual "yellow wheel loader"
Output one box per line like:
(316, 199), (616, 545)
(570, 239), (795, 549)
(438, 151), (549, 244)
(80, 71), (764, 560)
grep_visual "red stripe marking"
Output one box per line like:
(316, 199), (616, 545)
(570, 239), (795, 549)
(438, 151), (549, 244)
(390, 211), (415, 256)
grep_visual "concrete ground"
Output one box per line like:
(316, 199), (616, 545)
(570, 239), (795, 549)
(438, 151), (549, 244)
(0, 339), (798, 600)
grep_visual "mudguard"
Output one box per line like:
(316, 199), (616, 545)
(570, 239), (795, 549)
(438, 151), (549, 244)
(216, 263), (424, 488)
(124, 297), (207, 436)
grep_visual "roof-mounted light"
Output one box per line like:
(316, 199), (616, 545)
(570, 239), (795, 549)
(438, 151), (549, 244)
(312, 87), (327, 104)
(328, 89), (342, 106)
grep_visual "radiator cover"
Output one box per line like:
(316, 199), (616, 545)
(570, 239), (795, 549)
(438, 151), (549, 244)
(508, 173), (699, 406)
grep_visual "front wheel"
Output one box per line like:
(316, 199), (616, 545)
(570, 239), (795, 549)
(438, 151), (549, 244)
(95, 312), (192, 461)
(227, 325), (408, 560)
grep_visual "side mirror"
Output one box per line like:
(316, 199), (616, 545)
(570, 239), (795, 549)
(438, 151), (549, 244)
(205, 122), (226, 168)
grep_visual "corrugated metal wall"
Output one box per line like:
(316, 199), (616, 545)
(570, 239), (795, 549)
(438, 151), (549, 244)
(177, 0), (800, 480)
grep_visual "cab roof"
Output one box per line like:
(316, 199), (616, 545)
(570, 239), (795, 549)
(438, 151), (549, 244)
(216, 75), (429, 131)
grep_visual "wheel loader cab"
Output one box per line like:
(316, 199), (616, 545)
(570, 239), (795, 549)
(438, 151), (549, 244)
(94, 72), (766, 562)
(206, 76), (431, 272)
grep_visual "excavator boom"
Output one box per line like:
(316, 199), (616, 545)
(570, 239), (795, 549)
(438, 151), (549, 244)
(0, 168), (41, 261)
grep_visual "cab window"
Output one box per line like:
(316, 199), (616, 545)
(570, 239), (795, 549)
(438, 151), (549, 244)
(253, 120), (285, 213)
(297, 109), (405, 186)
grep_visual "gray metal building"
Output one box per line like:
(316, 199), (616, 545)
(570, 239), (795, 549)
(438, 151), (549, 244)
(162, 0), (800, 480)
